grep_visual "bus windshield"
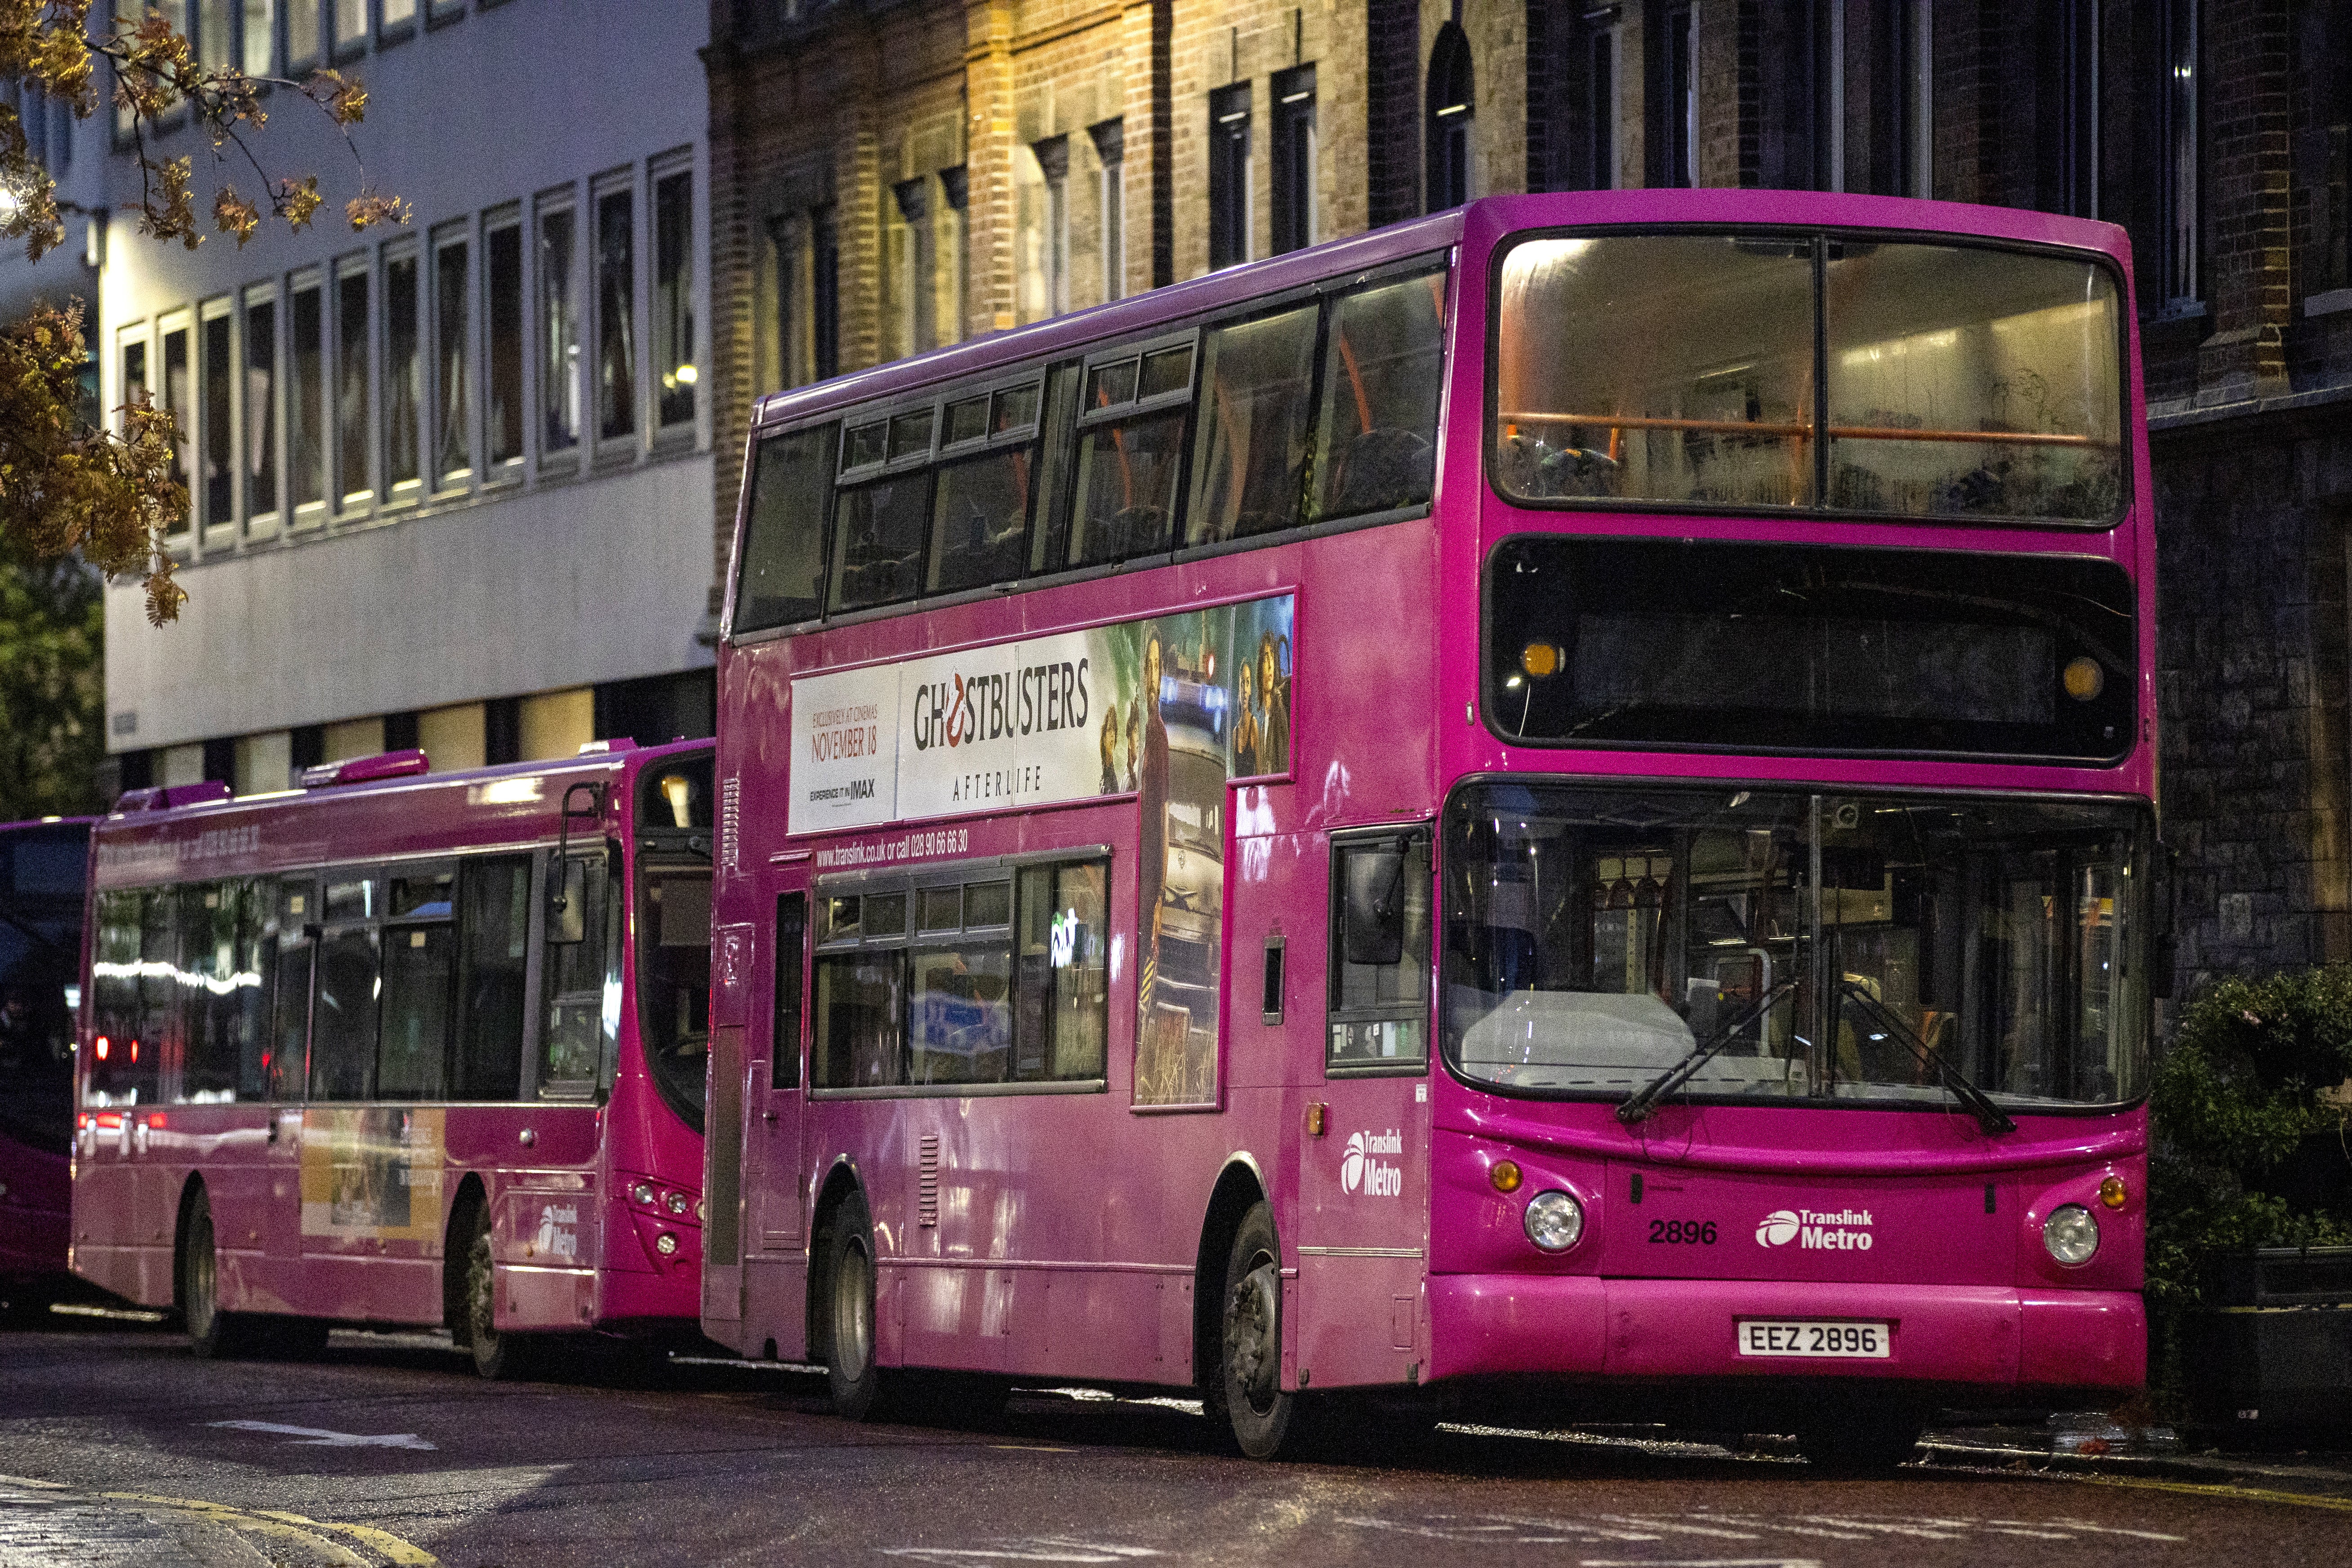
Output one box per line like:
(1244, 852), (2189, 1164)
(1492, 232), (2125, 525)
(1443, 783), (2152, 1111)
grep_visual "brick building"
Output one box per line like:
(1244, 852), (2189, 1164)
(708, 0), (2348, 993)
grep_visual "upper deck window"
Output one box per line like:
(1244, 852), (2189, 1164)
(1493, 232), (2125, 526)
(727, 255), (1450, 640)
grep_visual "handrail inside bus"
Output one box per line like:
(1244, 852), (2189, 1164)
(1500, 411), (2111, 448)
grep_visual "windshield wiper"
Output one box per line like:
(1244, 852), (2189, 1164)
(1618, 979), (1799, 1126)
(1836, 980), (2017, 1137)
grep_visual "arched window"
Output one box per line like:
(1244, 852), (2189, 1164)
(1425, 22), (1474, 212)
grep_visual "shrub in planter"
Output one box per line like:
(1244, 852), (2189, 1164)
(2148, 964), (2352, 1310)
(2147, 965), (2352, 1426)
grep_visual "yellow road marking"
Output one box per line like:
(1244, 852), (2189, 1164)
(0, 1475), (438, 1564)
(2069, 1472), (2352, 1515)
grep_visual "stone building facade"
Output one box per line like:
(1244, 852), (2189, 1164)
(708, 0), (2350, 993)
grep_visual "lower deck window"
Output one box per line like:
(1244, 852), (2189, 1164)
(814, 857), (1108, 1091)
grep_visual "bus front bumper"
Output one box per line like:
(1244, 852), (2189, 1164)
(1425, 1274), (2144, 1393)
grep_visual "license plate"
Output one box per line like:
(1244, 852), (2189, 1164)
(1736, 1319), (1890, 1359)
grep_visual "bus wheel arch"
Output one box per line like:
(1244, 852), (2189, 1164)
(1192, 1158), (1268, 1403)
(443, 1175), (488, 1346)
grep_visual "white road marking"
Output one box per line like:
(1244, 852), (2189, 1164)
(1579, 1559), (1822, 1568)
(208, 1420), (436, 1450)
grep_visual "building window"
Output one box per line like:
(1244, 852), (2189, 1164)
(1271, 65), (1316, 255)
(1091, 119), (1125, 302)
(1425, 23), (1473, 212)
(1648, 2), (1698, 188)
(2160, 0), (2200, 307)
(653, 165), (695, 428)
(812, 202), (839, 381)
(537, 194), (580, 457)
(196, 0), (232, 67)
(200, 302), (233, 529)
(383, 0), (416, 36)
(335, 257), (371, 505)
(757, 211), (792, 393)
(241, 0), (274, 75)
(485, 211), (523, 468)
(1019, 139), (1069, 323)
(2039, 0), (2099, 218)
(939, 165), (968, 345)
(243, 288), (277, 525)
(289, 0), (320, 73)
(1208, 82), (1251, 270)
(1865, 0), (1931, 197)
(1590, 14), (1621, 189)
(594, 181), (636, 444)
(161, 316), (191, 534)
(383, 242), (421, 491)
(435, 224), (473, 486)
(290, 276), (324, 513)
(333, 0), (364, 58)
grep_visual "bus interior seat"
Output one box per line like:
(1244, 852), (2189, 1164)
(1331, 427), (1434, 514)
(1450, 922), (1540, 995)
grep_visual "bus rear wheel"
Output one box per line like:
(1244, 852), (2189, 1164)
(823, 1189), (896, 1421)
(463, 1213), (540, 1381)
(1218, 1201), (1298, 1459)
(183, 1188), (257, 1360)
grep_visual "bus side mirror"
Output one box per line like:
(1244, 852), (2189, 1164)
(1343, 845), (1407, 967)
(2152, 841), (2178, 999)
(551, 860), (588, 945)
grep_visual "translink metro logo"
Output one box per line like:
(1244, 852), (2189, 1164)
(1755, 1207), (1876, 1251)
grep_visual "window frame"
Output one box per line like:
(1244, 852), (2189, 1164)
(1325, 824), (1434, 1078)
(198, 294), (237, 543)
(725, 249), (1451, 646)
(809, 849), (1111, 1099)
(1482, 223), (2136, 532)
(241, 281), (283, 538)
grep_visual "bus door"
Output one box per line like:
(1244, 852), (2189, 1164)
(1300, 827), (1434, 1390)
(739, 888), (808, 1352)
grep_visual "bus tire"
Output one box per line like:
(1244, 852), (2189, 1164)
(1794, 1407), (1925, 1472)
(463, 1212), (539, 1381)
(1217, 1200), (1298, 1459)
(182, 1188), (255, 1360)
(822, 1189), (895, 1421)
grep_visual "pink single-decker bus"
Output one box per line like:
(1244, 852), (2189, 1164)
(704, 188), (2160, 1465)
(72, 741), (715, 1373)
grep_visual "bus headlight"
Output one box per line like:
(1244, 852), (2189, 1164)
(2043, 1204), (2100, 1266)
(664, 1191), (690, 1216)
(1524, 1190), (1585, 1252)
(630, 1181), (656, 1207)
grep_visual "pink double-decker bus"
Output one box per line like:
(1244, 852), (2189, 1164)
(71, 741), (715, 1375)
(0, 816), (93, 1311)
(705, 188), (2159, 1466)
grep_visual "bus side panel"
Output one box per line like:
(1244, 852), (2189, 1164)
(488, 1105), (602, 1331)
(171, 1106), (272, 1314)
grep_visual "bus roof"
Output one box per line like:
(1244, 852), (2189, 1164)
(747, 189), (2133, 438)
(89, 739), (713, 890)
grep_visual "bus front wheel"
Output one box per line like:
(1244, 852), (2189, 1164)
(464, 1213), (541, 1381)
(1218, 1201), (1298, 1459)
(823, 1189), (895, 1421)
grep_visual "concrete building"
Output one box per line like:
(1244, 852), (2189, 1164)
(705, 0), (2352, 994)
(96, 0), (717, 797)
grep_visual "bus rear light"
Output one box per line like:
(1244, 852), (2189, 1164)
(95, 1114), (123, 1130)
(1489, 1160), (1523, 1194)
(2099, 1175), (2129, 1210)
(94, 1036), (108, 1060)
(146, 1113), (165, 1128)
